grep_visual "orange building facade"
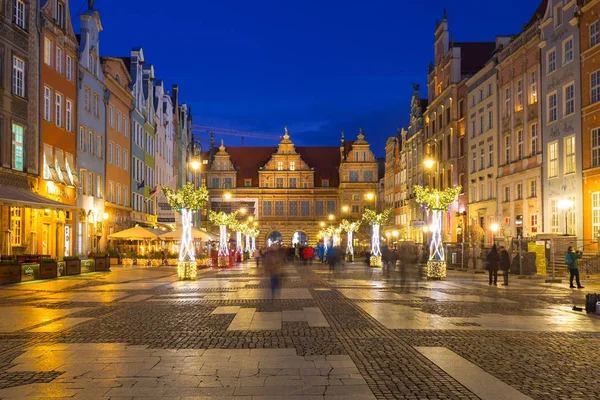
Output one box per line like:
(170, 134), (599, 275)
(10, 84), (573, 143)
(581, 0), (600, 246)
(39, 0), (79, 257)
(101, 57), (133, 244)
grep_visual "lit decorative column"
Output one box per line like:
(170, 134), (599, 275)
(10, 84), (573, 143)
(162, 183), (209, 280)
(209, 210), (239, 268)
(362, 209), (392, 267)
(340, 219), (361, 261)
(414, 185), (461, 280)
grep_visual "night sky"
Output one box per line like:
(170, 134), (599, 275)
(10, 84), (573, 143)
(78, 0), (542, 156)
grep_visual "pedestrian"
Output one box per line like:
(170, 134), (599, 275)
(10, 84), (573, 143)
(263, 249), (282, 299)
(253, 247), (261, 268)
(302, 246), (314, 265)
(498, 245), (510, 286)
(565, 246), (584, 289)
(486, 244), (499, 286)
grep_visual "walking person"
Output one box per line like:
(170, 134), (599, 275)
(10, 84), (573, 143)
(263, 248), (282, 299)
(253, 247), (261, 268)
(565, 246), (584, 289)
(498, 245), (510, 286)
(486, 244), (499, 286)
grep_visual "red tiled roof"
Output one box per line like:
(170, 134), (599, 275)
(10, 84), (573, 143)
(455, 42), (497, 75)
(214, 144), (354, 188)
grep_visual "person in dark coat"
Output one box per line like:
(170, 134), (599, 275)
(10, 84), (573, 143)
(566, 246), (584, 289)
(498, 245), (510, 286)
(486, 244), (499, 285)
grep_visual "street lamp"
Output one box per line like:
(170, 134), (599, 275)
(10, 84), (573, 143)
(224, 192), (232, 200)
(320, 221), (325, 227)
(328, 214), (335, 221)
(423, 158), (435, 170)
(490, 223), (499, 245)
(342, 205), (349, 213)
(557, 199), (574, 236)
(366, 193), (375, 201)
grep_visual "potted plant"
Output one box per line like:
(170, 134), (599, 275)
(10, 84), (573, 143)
(0, 260), (21, 284)
(39, 258), (58, 279)
(149, 252), (162, 267)
(92, 252), (110, 271)
(108, 249), (120, 266)
(136, 254), (149, 266)
(63, 255), (81, 275)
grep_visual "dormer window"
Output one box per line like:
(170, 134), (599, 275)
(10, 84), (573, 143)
(322, 179), (329, 187)
(290, 161), (295, 171)
(56, 1), (66, 29)
(277, 161), (283, 171)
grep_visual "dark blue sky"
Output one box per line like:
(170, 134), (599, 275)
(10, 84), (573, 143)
(79, 0), (542, 156)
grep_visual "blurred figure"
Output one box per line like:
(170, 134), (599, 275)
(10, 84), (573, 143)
(302, 246), (314, 265)
(486, 244), (499, 286)
(263, 248), (283, 299)
(253, 247), (262, 268)
(498, 245), (510, 286)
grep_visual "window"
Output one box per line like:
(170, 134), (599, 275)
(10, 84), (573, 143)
(504, 135), (510, 164)
(471, 119), (476, 138)
(123, 150), (128, 171)
(593, 192), (600, 238)
(11, 123), (24, 171)
(276, 178), (283, 188)
(471, 152), (476, 173)
(351, 205), (359, 213)
(275, 201), (284, 216)
(564, 83), (574, 115)
(531, 214), (538, 233)
(289, 201), (298, 216)
(593, 128), (600, 167)
(263, 201), (272, 216)
(87, 171), (94, 196)
(516, 183), (522, 200)
(530, 123), (538, 156)
(592, 21), (600, 47)
(56, 1), (66, 29)
(565, 136), (576, 174)
(96, 175), (103, 198)
(592, 70), (600, 104)
(504, 86), (511, 116)
(547, 49), (556, 74)
(548, 141), (558, 178)
(551, 199), (559, 233)
(96, 134), (102, 158)
(44, 86), (52, 121)
(290, 161), (295, 171)
(78, 126), (85, 150)
(66, 56), (73, 81)
(244, 179), (252, 187)
(93, 93), (99, 117)
(563, 38), (573, 64)
(301, 201), (310, 216)
(516, 79), (523, 110)
(123, 186), (128, 206)
(14, 0), (25, 28)
(322, 179), (329, 187)
(79, 168), (85, 195)
(12, 56), (25, 97)
(66, 99), (73, 132)
(488, 110), (493, 130)
(277, 161), (283, 171)
(488, 144), (493, 167)
(315, 200), (324, 216)
(480, 115), (484, 134)
(56, 47), (63, 74)
(116, 146), (121, 167)
(479, 182), (484, 201)
(44, 37), (52, 66)
(517, 130), (523, 160)
(84, 87), (90, 112)
(211, 177), (219, 188)
(109, 105), (114, 127)
(108, 182), (114, 202)
(88, 130), (94, 155)
(480, 148), (484, 170)
(108, 142), (113, 164)
(363, 171), (374, 181)
(554, 4), (562, 27)
(529, 71), (537, 104)
(223, 177), (232, 188)
(116, 111), (121, 132)
(289, 178), (297, 188)
(123, 118), (129, 137)
(548, 92), (557, 122)
(530, 180), (537, 198)
(55, 93), (63, 127)
(504, 186), (510, 203)
(116, 184), (121, 205)
(10, 207), (22, 246)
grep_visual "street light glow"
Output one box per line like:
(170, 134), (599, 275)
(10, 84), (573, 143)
(320, 221), (325, 227)
(392, 230), (398, 237)
(366, 193), (375, 200)
(239, 207), (247, 214)
(557, 199), (574, 210)
(490, 223), (499, 232)
(248, 216), (254, 222)
(190, 160), (201, 171)
(423, 158), (435, 169)
(103, 212), (109, 220)
(328, 214), (334, 220)
(342, 205), (349, 213)
(224, 192), (231, 199)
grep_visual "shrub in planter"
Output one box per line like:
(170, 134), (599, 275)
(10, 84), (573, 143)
(39, 258), (58, 279)
(92, 252), (109, 271)
(0, 260), (21, 284)
(63, 256), (81, 275)
(108, 249), (120, 266)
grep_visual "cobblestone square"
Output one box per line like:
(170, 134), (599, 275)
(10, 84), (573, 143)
(0, 263), (598, 399)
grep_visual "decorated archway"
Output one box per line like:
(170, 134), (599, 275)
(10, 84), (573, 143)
(266, 231), (283, 247)
(291, 231), (308, 246)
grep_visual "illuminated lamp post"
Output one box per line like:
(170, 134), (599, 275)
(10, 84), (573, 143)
(362, 208), (392, 267)
(340, 219), (360, 261)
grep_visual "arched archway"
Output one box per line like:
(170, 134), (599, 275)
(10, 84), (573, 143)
(291, 231), (308, 246)
(266, 231), (283, 247)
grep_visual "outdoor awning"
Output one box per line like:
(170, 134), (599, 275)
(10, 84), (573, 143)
(0, 186), (76, 210)
(108, 226), (161, 240)
(159, 227), (219, 241)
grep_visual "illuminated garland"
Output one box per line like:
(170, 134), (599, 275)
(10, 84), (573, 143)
(413, 185), (461, 211)
(340, 219), (361, 257)
(362, 208), (392, 259)
(162, 183), (209, 211)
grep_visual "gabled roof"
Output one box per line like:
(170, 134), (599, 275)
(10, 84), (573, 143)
(455, 42), (497, 75)
(526, 0), (549, 29)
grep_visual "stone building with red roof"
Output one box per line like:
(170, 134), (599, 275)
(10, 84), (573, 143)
(204, 128), (379, 247)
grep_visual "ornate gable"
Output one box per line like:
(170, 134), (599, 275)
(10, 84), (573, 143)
(261, 127), (311, 171)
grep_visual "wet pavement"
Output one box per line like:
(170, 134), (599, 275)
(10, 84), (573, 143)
(0, 262), (598, 399)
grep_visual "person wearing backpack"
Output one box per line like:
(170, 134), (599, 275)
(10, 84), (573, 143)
(565, 246), (584, 289)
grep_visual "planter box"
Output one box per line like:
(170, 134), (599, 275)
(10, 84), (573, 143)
(0, 265), (21, 284)
(94, 256), (109, 271)
(40, 262), (58, 279)
(109, 257), (119, 266)
(122, 258), (134, 266)
(81, 259), (95, 273)
(65, 259), (81, 275)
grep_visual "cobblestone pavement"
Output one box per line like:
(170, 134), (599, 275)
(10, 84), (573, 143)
(0, 262), (598, 399)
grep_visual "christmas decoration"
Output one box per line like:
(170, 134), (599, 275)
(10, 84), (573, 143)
(162, 183), (209, 280)
(209, 210), (239, 267)
(340, 219), (361, 261)
(362, 209), (392, 267)
(413, 185), (461, 279)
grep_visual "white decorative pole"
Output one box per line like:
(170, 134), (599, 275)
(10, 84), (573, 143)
(210, 210), (239, 268)
(372, 224), (381, 257)
(218, 225), (229, 256)
(340, 220), (360, 261)
(236, 231), (243, 253)
(362, 209), (391, 267)
(162, 183), (209, 280)
(414, 185), (461, 280)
